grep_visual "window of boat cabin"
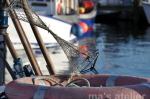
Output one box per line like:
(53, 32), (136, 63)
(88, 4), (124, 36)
(32, 3), (47, 6)
(30, 0), (56, 15)
(46, 0), (54, 1)
(28, 0), (44, 1)
(28, 0), (54, 1)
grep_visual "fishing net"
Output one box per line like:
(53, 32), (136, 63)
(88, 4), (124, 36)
(8, 0), (99, 75)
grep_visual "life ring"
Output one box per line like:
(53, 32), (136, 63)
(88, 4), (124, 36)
(5, 74), (150, 99)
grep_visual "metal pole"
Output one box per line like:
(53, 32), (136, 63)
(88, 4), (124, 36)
(6, 0), (42, 76)
(0, 5), (10, 84)
(0, 49), (17, 80)
(22, 0), (56, 74)
(0, 6), (17, 82)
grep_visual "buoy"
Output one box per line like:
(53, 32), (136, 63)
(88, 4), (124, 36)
(80, 46), (87, 50)
(78, 7), (85, 14)
(82, 1), (94, 8)
(78, 22), (88, 33)
(82, 1), (94, 13)
(80, 46), (88, 58)
(5, 74), (150, 99)
(57, 0), (63, 15)
(71, 23), (83, 37)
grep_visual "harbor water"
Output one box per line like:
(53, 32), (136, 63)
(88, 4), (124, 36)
(94, 21), (150, 78)
(6, 21), (150, 82)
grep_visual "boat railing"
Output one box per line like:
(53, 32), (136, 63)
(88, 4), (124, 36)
(36, 11), (47, 15)
(28, 0), (55, 1)
(64, 6), (78, 15)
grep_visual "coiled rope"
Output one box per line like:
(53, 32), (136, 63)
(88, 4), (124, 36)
(33, 77), (90, 87)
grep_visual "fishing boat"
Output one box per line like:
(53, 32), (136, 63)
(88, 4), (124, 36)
(8, 17), (77, 49)
(7, 0), (96, 50)
(96, 0), (133, 22)
(142, 1), (150, 24)
(96, 0), (122, 22)
(78, 0), (97, 33)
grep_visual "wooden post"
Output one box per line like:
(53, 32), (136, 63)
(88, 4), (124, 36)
(22, 0), (56, 75)
(6, 0), (42, 76)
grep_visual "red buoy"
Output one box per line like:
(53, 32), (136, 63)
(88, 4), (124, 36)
(78, 22), (88, 33)
(82, 1), (94, 13)
(80, 46), (88, 58)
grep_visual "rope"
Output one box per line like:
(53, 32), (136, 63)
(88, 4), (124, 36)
(65, 78), (90, 87)
(33, 77), (63, 87)
(67, 72), (80, 83)
(33, 77), (90, 87)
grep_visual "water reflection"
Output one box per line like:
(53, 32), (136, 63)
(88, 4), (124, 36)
(6, 30), (97, 76)
(78, 30), (96, 50)
(95, 21), (150, 78)
(77, 30), (98, 74)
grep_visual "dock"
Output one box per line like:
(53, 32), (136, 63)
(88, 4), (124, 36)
(95, 0), (148, 24)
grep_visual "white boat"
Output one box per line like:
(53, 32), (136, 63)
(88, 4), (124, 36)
(8, 0), (80, 50)
(8, 16), (76, 49)
(8, 0), (96, 50)
(8, 0), (96, 49)
(142, 1), (150, 24)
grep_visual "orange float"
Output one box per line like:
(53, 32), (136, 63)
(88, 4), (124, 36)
(80, 46), (88, 58)
(78, 21), (88, 33)
(78, 7), (85, 14)
(5, 74), (150, 99)
(57, 0), (62, 15)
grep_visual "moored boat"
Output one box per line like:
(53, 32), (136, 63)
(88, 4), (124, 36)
(8, 16), (77, 49)
(8, 0), (78, 50)
(142, 1), (150, 24)
(78, 1), (97, 32)
(96, 0), (122, 22)
(8, 0), (96, 50)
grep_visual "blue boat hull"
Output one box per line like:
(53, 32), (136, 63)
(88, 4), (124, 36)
(80, 17), (95, 28)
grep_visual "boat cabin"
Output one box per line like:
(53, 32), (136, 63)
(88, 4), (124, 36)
(28, 0), (79, 15)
